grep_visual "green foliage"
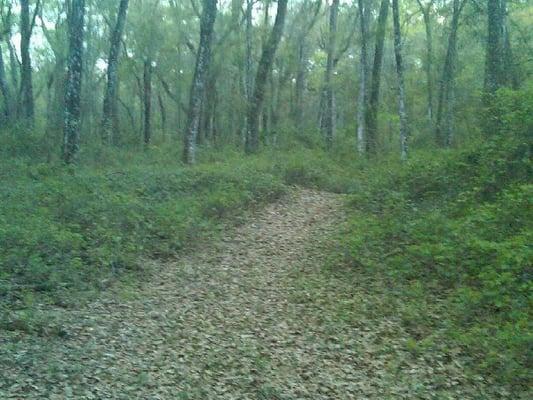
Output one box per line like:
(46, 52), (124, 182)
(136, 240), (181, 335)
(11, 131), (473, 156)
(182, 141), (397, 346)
(339, 88), (532, 391)
(0, 151), (287, 326)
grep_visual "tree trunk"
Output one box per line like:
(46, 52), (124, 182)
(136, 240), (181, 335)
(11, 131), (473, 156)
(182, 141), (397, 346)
(323, 0), (340, 150)
(392, 0), (409, 160)
(7, 41), (19, 94)
(292, 1), (321, 128)
(485, 0), (504, 97)
(417, 0), (434, 126)
(143, 58), (152, 146)
(244, 0), (253, 107)
(102, 0), (129, 144)
(19, 0), (38, 125)
(293, 39), (306, 127)
(245, 0), (288, 154)
(158, 91), (166, 135)
(356, 0), (368, 155)
(62, 0), (86, 164)
(365, 0), (389, 155)
(435, 0), (465, 146)
(183, 0), (217, 164)
(0, 44), (13, 121)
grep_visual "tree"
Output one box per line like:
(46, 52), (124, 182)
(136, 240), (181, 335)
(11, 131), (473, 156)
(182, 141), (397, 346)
(292, 0), (322, 128)
(485, 0), (504, 96)
(19, 0), (40, 125)
(183, 0), (217, 164)
(323, 0), (340, 149)
(143, 58), (152, 145)
(62, 0), (86, 164)
(0, 43), (12, 121)
(392, 0), (408, 160)
(365, 0), (389, 155)
(435, 0), (467, 146)
(102, 0), (130, 144)
(245, 0), (289, 154)
(356, 0), (368, 155)
(416, 0), (435, 126)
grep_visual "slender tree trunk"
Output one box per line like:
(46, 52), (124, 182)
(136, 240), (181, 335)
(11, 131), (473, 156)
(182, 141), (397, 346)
(356, 0), (368, 155)
(435, 0), (465, 146)
(392, 0), (409, 160)
(19, 0), (38, 125)
(323, 0), (340, 149)
(485, 0), (504, 97)
(102, 0), (129, 144)
(183, 0), (217, 164)
(293, 39), (306, 127)
(245, 0), (288, 154)
(0, 44), (13, 121)
(417, 0), (434, 126)
(293, 1), (321, 128)
(143, 58), (152, 145)
(365, 0), (389, 155)
(244, 0), (253, 107)
(62, 0), (86, 164)
(158, 91), (166, 135)
(7, 41), (19, 94)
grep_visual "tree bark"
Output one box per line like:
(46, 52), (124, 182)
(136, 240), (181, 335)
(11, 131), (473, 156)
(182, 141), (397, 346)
(102, 0), (129, 144)
(244, 0), (253, 108)
(323, 0), (339, 150)
(356, 0), (368, 155)
(158, 91), (166, 135)
(0, 44), (13, 121)
(62, 0), (86, 164)
(245, 0), (288, 154)
(19, 0), (39, 125)
(365, 0), (389, 155)
(485, 0), (504, 97)
(292, 0), (321, 127)
(392, 0), (409, 160)
(435, 0), (466, 146)
(183, 0), (217, 164)
(416, 0), (434, 126)
(143, 58), (152, 146)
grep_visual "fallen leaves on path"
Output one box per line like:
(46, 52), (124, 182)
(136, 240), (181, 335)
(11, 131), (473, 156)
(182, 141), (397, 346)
(0, 190), (504, 399)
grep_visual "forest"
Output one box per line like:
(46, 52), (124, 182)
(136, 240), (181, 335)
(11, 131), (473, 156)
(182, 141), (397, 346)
(0, 0), (532, 398)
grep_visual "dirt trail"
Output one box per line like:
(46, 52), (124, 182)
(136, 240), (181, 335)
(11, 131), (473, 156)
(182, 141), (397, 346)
(1, 189), (496, 399)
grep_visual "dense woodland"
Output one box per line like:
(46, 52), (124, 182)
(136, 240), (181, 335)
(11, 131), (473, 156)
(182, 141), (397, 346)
(0, 0), (532, 398)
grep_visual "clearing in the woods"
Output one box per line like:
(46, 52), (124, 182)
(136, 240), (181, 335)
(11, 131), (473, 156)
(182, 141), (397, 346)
(0, 190), (504, 399)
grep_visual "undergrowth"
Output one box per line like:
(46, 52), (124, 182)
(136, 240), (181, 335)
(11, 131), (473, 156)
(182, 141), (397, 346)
(0, 143), (359, 334)
(338, 85), (532, 392)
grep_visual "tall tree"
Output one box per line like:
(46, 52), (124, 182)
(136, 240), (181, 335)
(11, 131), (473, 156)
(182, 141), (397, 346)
(392, 0), (408, 160)
(435, 0), (466, 146)
(416, 0), (435, 126)
(0, 43), (12, 121)
(102, 0), (130, 144)
(183, 0), (217, 164)
(244, 0), (253, 111)
(143, 58), (152, 145)
(323, 0), (340, 149)
(62, 0), (86, 164)
(292, 0), (322, 128)
(485, 0), (505, 97)
(19, 0), (40, 125)
(365, 0), (389, 155)
(245, 0), (289, 154)
(356, 0), (368, 155)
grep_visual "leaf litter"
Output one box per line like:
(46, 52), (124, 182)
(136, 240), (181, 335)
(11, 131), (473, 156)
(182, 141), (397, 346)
(0, 189), (509, 399)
